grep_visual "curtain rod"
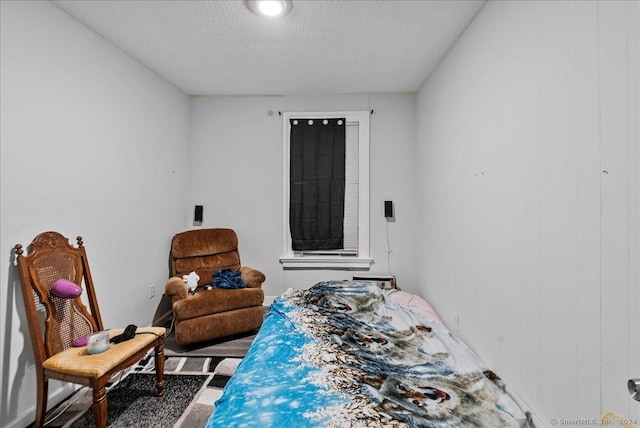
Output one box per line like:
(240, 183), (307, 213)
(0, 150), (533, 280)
(277, 110), (375, 116)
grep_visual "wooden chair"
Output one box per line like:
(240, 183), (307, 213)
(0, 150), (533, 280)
(14, 231), (166, 428)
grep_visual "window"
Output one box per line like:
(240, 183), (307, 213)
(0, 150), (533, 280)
(280, 111), (372, 269)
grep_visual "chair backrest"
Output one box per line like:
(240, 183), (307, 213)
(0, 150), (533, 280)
(170, 228), (241, 286)
(14, 231), (103, 363)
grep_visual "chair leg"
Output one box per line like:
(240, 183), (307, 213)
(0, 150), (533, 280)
(92, 386), (107, 428)
(33, 375), (48, 428)
(154, 342), (165, 396)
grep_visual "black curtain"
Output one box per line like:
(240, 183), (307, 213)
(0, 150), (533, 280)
(290, 118), (346, 251)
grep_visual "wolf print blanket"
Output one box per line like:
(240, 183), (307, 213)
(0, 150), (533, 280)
(208, 281), (530, 427)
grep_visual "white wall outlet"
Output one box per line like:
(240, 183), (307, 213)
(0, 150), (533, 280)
(149, 284), (156, 299)
(453, 312), (460, 333)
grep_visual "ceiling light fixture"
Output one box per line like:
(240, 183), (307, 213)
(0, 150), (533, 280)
(246, 0), (292, 18)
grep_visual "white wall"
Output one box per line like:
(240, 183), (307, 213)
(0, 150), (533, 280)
(3, 1), (637, 426)
(415, 0), (639, 425)
(0, 1), (190, 426)
(188, 93), (417, 297)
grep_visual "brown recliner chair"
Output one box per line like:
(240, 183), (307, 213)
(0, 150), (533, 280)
(164, 228), (265, 346)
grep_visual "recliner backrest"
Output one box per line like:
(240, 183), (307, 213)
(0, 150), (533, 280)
(170, 228), (241, 286)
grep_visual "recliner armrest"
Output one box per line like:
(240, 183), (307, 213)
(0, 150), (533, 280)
(165, 276), (188, 303)
(240, 266), (266, 288)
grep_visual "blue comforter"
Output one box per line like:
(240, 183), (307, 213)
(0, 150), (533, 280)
(207, 281), (529, 427)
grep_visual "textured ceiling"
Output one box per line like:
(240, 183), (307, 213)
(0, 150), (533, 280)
(52, 0), (485, 96)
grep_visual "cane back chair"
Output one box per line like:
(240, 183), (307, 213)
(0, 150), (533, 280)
(14, 231), (165, 428)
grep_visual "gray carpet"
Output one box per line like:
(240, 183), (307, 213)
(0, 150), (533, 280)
(164, 328), (259, 358)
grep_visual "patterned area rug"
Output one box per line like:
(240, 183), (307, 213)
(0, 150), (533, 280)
(42, 356), (241, 428)
(68, 373), (208, 427)
(139, 355), (242, 428)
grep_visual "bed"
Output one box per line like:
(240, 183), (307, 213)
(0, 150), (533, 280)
(207, 280), (531, 427)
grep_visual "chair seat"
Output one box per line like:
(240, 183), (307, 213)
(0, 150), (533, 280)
(172, 287), (264, 321)
(42, 327), (165, 378)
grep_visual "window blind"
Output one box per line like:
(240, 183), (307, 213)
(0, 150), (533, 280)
(343, 122), (359, 253)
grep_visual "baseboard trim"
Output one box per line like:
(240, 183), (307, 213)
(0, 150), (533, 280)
(5, 383), (78, 428)
(153, 309), (173, 327)
(264, 295), (277, 307)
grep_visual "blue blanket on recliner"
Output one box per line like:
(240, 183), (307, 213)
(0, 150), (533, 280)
(212, 269), (246, 289)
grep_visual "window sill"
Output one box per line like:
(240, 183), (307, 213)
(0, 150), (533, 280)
(279, 256), (373, 270)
